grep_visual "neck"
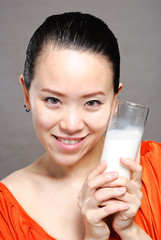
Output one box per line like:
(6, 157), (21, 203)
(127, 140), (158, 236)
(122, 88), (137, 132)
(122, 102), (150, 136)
(38, 137), (104, 180)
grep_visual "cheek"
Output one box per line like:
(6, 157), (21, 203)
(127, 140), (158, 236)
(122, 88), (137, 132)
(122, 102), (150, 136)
(31, 104), (57, 131)
(85, 106), (111, 133)
(87, 93), (115, 133)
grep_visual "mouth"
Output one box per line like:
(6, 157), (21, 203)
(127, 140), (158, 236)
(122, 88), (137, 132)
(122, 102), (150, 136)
(57, 137), (83, 145)
(54, 136), (85, 144)
(53, 135), (86, 151)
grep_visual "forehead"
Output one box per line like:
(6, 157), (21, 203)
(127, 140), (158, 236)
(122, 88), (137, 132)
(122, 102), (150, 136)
(33, 46), (114, 92)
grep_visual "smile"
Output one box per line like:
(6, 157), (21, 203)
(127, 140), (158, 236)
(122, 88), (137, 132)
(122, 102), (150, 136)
(53, 135), (86, 151)
(57, 137), (82, 145)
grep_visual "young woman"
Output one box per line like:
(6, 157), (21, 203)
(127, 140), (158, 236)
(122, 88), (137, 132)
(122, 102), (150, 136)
(0, 12), (160, 240)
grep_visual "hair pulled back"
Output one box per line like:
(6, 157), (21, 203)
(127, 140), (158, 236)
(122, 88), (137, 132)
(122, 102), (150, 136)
(23, 12), (120, 93)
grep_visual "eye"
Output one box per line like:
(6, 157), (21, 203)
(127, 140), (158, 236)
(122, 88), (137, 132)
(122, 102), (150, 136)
(85, 100), (102, 108)
(44, 97), (61, 105)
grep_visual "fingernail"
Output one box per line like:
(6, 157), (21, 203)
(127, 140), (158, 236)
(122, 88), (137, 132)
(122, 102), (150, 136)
(101, 160), (106, 165)
(121, 158), (129, 163)
(108, 172), (118, 178)
(100, 160), (107, 168)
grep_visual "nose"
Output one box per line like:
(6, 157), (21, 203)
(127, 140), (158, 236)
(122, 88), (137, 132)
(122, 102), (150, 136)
(59, 107), (84, 134)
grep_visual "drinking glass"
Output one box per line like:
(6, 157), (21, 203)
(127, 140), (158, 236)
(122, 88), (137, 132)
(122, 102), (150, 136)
(100, 100), (149, 179)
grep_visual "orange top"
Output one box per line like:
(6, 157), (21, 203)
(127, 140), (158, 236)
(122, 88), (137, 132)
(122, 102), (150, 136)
(0, 140), (161, 240)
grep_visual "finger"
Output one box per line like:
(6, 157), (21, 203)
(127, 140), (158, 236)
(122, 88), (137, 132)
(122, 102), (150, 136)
(95, 201), (130, 221)
(88, 186), (126, 208)
(136, 144), (141, 164)
(101, 176), (129, 189)
(101, 176), (141, 195)
(88, 161), (108, 180)
(85, 201), (129, 224)
(89, 171), (118, 191)
(99, 185), (142, 222)
(78, 161), (108, 201)
(120, 158), (142, 186)
(101, 186), (142, 207)
(114, 195), (142, 220)
(101, 159), (142, 189)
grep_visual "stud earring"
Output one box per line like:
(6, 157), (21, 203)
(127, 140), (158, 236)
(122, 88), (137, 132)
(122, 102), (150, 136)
(24, 104), (30, 112)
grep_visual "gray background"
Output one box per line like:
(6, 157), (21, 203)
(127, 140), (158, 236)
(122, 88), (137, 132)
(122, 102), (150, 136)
(0, 0), (161, 179)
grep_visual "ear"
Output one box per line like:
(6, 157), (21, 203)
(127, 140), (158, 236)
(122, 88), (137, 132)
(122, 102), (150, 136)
(112, 82), (123, 102)
(111, 83), (123, 114)
(19, 74), (31, 110)
(118, 82), (123, 94)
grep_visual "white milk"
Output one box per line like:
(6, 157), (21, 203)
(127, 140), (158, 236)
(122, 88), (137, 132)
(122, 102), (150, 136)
(100, 129), (142, 179)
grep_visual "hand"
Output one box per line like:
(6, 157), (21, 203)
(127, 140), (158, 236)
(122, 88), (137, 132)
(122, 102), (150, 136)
(105, 157), (143, 239)
(78, 161), (130, 240)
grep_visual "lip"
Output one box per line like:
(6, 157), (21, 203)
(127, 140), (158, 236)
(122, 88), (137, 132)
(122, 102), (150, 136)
(52, 135), (86, 151)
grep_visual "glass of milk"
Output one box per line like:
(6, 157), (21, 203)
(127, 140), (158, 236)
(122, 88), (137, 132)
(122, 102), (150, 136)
(100, 100), (149, 179)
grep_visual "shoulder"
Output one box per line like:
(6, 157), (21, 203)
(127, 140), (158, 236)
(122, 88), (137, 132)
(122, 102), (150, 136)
(0, 165), (41, 212)
(141, 140), (161, 183)
(135, 141), (161, 239)
(0, 158), (44, 193)
(140, 140), (161, 210)
(141, 140), (161, 156)
(0, 169), (51, 240)
(0, 170), (29, 237)
(1, 168), (32, 195)
(0, 166), (40, 222)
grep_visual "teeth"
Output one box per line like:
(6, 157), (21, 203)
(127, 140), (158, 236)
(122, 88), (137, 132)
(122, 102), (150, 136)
(58, 137), (81, 145)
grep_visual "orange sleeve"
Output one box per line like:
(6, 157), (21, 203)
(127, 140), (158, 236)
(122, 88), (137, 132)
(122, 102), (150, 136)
(134, 141), (161, 240)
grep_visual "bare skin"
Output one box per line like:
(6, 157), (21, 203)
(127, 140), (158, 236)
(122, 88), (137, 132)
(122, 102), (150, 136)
(1, 164), (86, 240)
(1, 47), (152, 240)
(1, 137), (104, 240)
(1, 150), (151, 240)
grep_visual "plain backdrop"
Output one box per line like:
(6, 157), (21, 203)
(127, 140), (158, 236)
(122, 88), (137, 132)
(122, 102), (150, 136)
(0, 0), (161, 179)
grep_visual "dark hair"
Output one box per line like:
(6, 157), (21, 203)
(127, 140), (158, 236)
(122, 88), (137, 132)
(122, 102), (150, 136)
(23, 12), (120, 93)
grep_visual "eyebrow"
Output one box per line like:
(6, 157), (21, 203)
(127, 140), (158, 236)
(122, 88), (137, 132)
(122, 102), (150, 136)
(82, 92), (106, 98)
(41, 88), (106, 98)
(41, 88), (65, 97)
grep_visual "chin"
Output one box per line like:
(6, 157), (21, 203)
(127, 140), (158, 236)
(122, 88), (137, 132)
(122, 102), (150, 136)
(48, 150), (86, 166)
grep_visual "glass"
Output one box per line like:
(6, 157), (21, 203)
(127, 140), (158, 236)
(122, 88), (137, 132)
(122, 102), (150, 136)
(100, 100), (149, 179)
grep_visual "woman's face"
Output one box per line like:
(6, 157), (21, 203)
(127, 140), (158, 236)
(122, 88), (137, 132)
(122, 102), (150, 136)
(22, 46), (119, 166)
